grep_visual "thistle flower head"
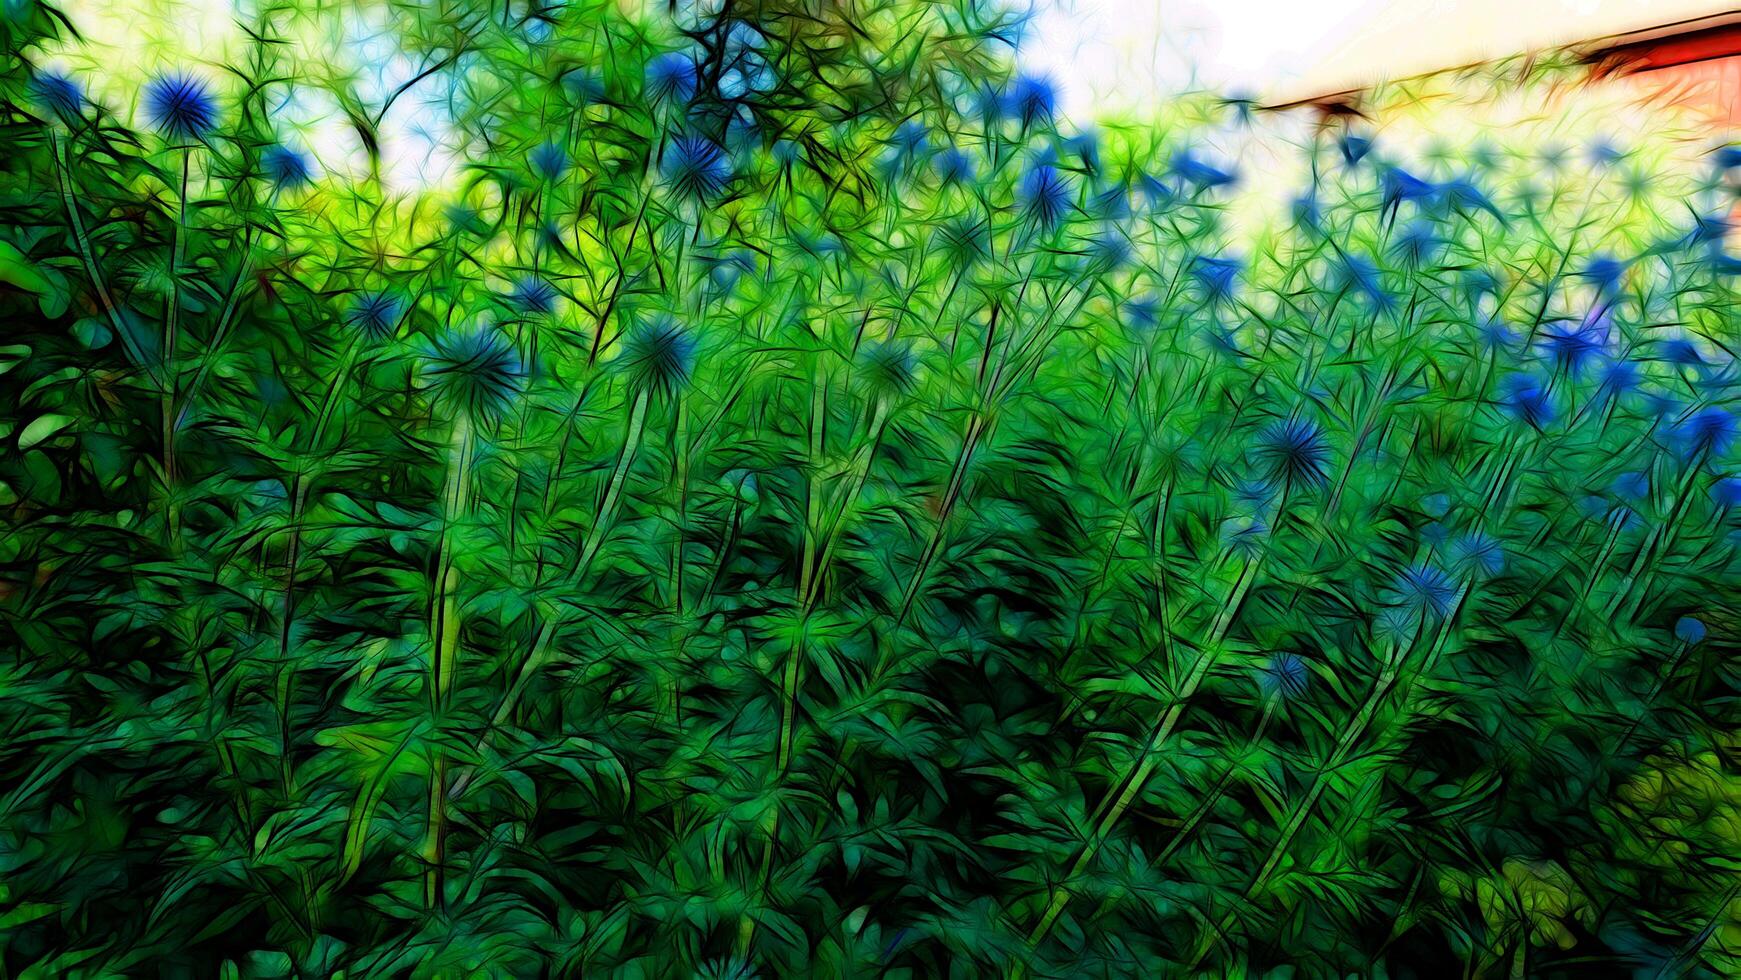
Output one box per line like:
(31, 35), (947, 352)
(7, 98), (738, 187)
(661, 136), (732, 200)
(934, 147), (974, 186)
(509, 275), (558, 315)
(530, 139), (569, 181)
(1123, 295), (1159, 332)
(261, 144), (313, 190)
(1450, 531), (1505, 579)
(1674, 616), (1707, 645)
(1253, 417), (1330, 491)
(1020, 163), (1071, 230)
(143, 72), (217, 141)
(1339, 132), (1372, 166)
(1661, 337), (1706, 368)
(1712, 476), (1741, 508)
(1612, 470), (1651, 503)
(1674, 406), (1737, 459)
(1582, 255), (1626, 297)
(1390, 563), (1457, 618)
(30, 69), (82, 120)
(619, 315), (696, 399)
(1381, 166), (1435, 209)
(421, 328), (525, 424)
(1170, 149), (1236, 191)
(1008, 74), (1056, 128)
(1258, 652), (1309, 700)
(346, 291), (402, 340)
(1191, 255), (1239, 304)
(1541, 317), (1607, 378)
(645, 52), (698, 104)
(890, 120), (928, 156)
(1503, 373), (1555, 430)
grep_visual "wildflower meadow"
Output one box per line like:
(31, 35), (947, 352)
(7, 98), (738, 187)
(0, 0), (1737, 976)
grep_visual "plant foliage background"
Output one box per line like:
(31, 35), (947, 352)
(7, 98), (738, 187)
(0, 0), (1739, 976)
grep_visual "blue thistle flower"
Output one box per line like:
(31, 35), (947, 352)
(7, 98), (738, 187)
(421, 328), (525, 424)
(1191, 255), (1240, 304)
(509, 275), (558, 315)
(974, 82), (1008, 126)
(619, 315), (696, 399)
(934, 147), (974, 186)
(1587, 138), (1625, 166)
(1439, 177), (1505, 223)
(1008, 74), (1056, 128)
(1541, 317), (1607, 378)
(530, 140), (569, 181)
(1450, 531), (1505, 579)
(890, 120), (928, 156)
(1661, 337), (1705, 368)
(1711, 476), (1741, 508)
(1137, 171), (1174, 210)
(1504, 374), (1555, 429)
(346, 291), (401, 340)
(1391, 563), (1457, 617)
(1597, 357), (1639, 400)
(1066, 130), (1100, 173)
(1613, 470), (1651, 503)
(1253, 417), (1330, 491)
(1170, 149), (1236, 191)
(1674, 616), (1707, 645)
(1020, 164), (1072, 230)
(1123, 295), (1159, 332)
(1339, 254), (1390, 310)
(1674, 406), (1737, 458)
(1478, 316), (1516, 352)
(1089, 182), (1132, 221)
(1381, 166), (1435, 213)
(661, 136), (732, 200)
(1258, 653), (1310, 700)
(1338, 132), (1372, 166)
(1713, 145), (1741, 169)
(261, 144), (313, 190)
(30, 70), (82, 120)
(143, 72), (217, 141)
(1581, 255), (1626, 297)
(645, 53), (698, 104)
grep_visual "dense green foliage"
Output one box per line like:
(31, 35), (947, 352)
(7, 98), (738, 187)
(1, 0), (1738, 976)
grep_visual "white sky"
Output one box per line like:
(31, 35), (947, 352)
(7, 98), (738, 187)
(1017, 0), (1724, 119)
(49, 0), (1728, 188)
